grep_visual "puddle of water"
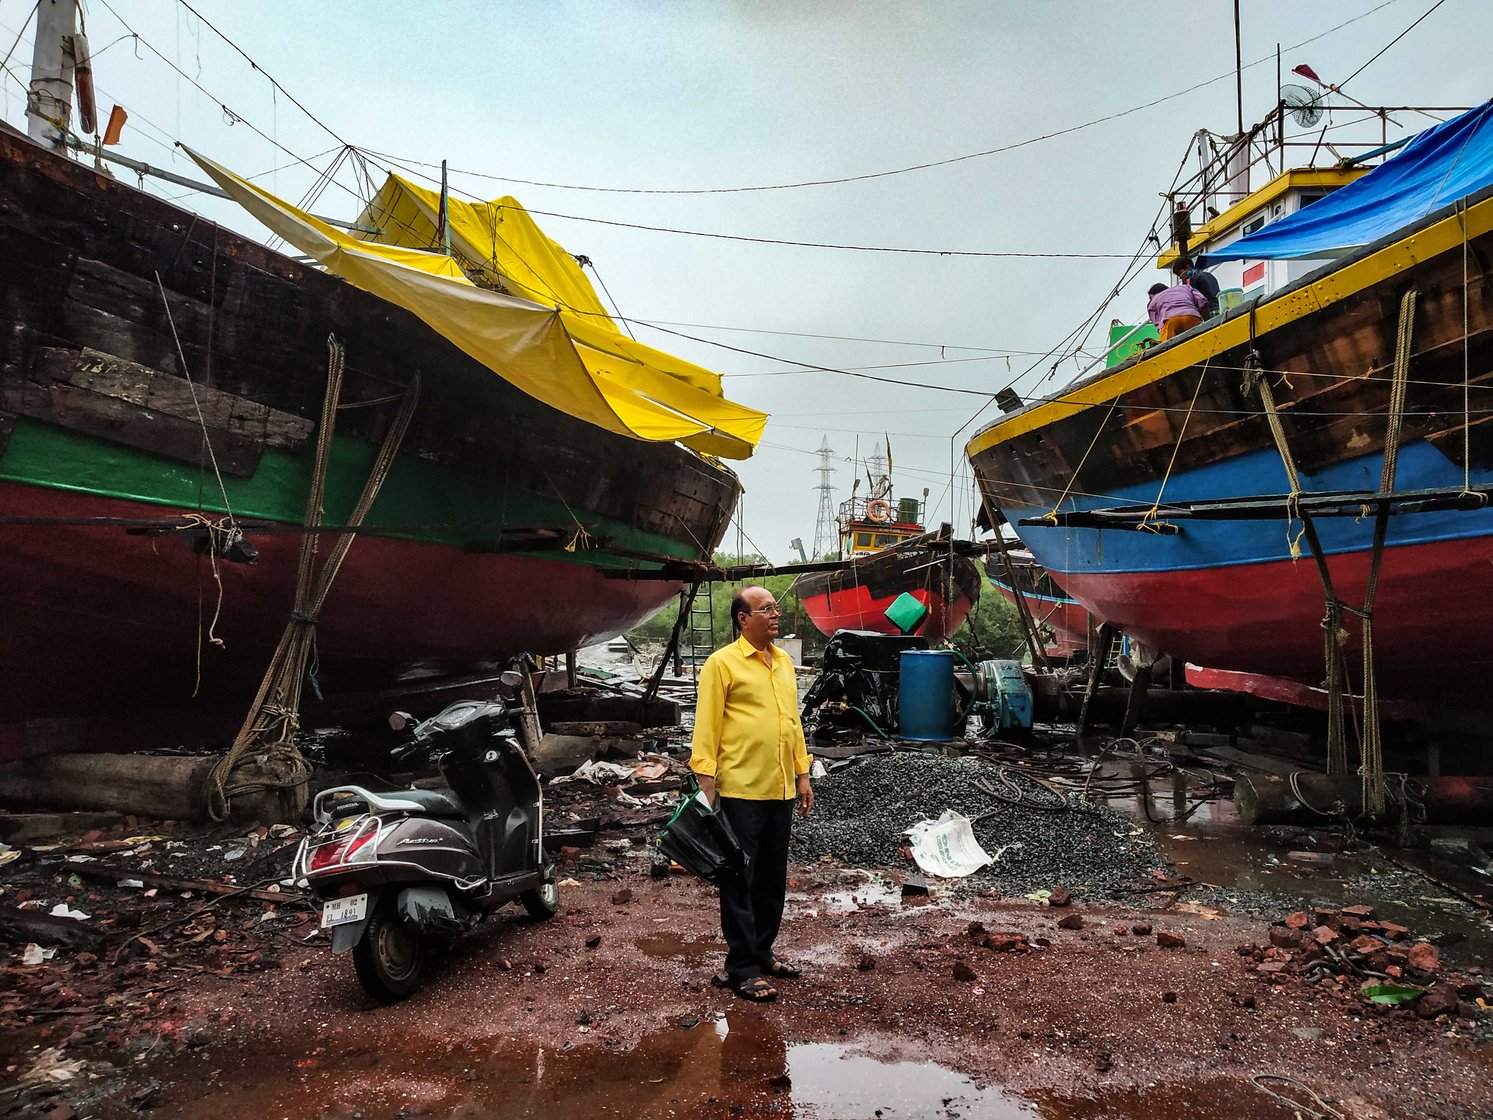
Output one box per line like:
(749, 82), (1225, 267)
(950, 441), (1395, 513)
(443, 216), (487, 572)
(140, 1015), (1308, 1120)
(634, 932), (724, 963)
(785, 1039), (1034, 1118)
(812, 881), (904, 913)
(1106, 767), (1493, 959)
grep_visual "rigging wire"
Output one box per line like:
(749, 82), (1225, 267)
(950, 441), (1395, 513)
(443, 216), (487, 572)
(1338, 0), (1451, 91)
(171, 0), (350, 150)
(91, 0), (370, 209)
(620, 318), (1049, 355)
(0, 2), (38, 77)
(728, 353), (1064, 378)
(357, 0), (1406, 197)
(516, 207), (1136, 258)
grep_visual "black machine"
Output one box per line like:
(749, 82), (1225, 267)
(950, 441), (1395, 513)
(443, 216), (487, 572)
(291, 673), (556, 1002)
(801, 629), (929, 740)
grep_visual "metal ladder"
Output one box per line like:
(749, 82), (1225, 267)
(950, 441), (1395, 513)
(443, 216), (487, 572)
(685, 579), (718, 694)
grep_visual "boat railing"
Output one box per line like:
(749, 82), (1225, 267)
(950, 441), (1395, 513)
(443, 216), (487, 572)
(837, 493), (919, 528)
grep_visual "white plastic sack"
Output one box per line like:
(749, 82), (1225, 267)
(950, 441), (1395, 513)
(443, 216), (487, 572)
(903, 810), (994, 879)
(549, 760), (636, 785)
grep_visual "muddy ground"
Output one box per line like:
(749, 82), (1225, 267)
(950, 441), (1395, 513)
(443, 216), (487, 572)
(4, 767), (1493, 1120)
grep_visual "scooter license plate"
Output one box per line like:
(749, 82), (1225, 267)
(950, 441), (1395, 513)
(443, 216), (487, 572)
(320, 893), (368, 929)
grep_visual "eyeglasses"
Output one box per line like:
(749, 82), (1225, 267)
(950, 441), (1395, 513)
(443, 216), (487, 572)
(745, 605), (782, 616)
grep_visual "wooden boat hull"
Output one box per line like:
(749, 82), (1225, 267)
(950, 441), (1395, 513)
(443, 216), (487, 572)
(0, 125), (739, 747)
(988, 577), (1091, 659)
(966, 185), (1493, 708)
(794, 550), (981, 639)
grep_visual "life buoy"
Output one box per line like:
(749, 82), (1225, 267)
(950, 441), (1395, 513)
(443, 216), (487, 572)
(866, 498), (891, 523)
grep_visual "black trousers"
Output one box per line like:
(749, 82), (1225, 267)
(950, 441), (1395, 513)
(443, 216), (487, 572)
(717, 796), (795, 984)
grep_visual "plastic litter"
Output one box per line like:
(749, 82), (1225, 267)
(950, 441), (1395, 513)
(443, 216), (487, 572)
(903, 810), (995, 878)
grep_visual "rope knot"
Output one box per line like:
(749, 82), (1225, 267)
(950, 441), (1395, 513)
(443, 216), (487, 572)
(289, 609), (319, 626)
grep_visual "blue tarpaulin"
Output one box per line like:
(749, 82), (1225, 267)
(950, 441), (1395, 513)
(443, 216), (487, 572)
(1197, 99), (1493, 266)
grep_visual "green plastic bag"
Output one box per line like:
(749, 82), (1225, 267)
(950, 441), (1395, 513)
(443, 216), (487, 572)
(657, 783), (748, 885)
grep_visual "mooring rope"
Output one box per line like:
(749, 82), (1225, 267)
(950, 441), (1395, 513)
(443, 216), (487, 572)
(206, 337), (420, 821)
(1355, 287), (1417, 817)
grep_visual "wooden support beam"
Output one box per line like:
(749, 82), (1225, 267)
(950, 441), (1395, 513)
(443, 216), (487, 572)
(0, 753), (302, 823)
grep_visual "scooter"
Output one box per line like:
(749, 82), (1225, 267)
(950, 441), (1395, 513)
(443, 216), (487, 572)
(291, 671), (557, 1002)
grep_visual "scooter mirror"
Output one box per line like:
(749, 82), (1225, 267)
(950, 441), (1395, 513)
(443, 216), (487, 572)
(388, 711), (414, 731)
(499, 670), (525, 689)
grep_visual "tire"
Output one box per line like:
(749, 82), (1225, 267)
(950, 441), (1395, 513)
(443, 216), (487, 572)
(519, 864), (559, 920)
(352, 902), (427, 1003)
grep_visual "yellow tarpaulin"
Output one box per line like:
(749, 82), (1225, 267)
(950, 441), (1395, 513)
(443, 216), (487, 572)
(355, 176), (725, 396)
(185, 150), (764, 459)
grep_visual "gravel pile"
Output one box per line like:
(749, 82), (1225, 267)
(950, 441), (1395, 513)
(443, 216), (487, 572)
(791, 753), (1168, 897)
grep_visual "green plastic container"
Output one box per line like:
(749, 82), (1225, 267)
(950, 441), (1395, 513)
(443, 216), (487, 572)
(884, 592), (929, 636)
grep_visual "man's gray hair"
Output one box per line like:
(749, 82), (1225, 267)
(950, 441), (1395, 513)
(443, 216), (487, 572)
(729, 584), (768, 635)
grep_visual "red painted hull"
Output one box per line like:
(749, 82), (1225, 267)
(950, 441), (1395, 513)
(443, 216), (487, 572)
(989, 582), (1091, 658)
(1058, 536), (1493, 705)
(798, 582), (973, 640)
(0, 482), (680, 751)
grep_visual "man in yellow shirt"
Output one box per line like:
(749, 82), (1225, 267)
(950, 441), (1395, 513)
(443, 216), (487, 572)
(690, 584), (814, 1003)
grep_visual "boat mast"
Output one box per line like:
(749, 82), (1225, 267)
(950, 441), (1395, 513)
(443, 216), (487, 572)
(27, 0), (78, 149)
(1233, 0), (1244, 136)
(437, 159), (452, 256)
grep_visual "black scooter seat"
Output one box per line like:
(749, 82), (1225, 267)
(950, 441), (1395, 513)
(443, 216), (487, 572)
(397, 789), (468, 818)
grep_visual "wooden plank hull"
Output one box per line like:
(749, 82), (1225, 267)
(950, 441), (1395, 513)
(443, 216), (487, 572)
(0, 126), (740, 744)
(966, 185), (1493, 709)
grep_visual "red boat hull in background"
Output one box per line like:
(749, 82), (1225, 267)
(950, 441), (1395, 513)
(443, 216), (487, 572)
(988, 579), (1091, 659)
(799, 582), (973, 640)
(794, 550), (982, 640)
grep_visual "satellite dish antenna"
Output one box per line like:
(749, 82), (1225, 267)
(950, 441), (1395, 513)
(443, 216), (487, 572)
(1280, 83), (1325, 128)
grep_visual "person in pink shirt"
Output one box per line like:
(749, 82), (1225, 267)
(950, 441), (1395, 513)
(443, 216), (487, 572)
(1147, 282), (1207, 341)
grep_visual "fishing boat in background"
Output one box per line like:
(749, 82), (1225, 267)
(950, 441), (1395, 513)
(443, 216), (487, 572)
(966, 94), (1493, 713)
(794, 463), (981, 639)
(986, 549), (1092, 661)
(0, 1), (763, 758)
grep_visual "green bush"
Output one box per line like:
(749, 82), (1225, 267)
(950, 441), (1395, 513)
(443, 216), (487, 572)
(626, 556), (820, 655)
(629, 556), (1024, 663)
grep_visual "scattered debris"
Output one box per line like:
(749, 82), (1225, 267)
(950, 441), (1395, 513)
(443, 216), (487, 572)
(1238, 902), (1487, 1023)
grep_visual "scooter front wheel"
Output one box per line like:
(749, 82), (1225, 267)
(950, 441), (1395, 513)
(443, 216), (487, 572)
(519, 864), (559, 920)
(353, 901), (427, 1002)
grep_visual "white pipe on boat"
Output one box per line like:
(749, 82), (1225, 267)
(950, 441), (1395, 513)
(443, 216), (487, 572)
(27, 0), (77, 148)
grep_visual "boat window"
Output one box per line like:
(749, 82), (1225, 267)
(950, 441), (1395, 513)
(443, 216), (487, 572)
(1243, 215), (1266, 235)
(854, 532), (872, 549)
(873, 534), (898, 547)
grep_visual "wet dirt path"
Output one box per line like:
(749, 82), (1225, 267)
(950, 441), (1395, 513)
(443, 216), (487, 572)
(111, 867), (1491, 1120)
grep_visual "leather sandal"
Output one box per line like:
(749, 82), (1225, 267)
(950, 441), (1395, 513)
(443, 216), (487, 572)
(766, 959), (803, 979)
(732, 976), (778, 1002)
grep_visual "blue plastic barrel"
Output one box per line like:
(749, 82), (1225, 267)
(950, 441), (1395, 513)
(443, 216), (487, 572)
(898, 650), (957, 741)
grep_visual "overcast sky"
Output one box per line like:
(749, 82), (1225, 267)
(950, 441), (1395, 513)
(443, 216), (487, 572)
(2, 0), (1486, 562)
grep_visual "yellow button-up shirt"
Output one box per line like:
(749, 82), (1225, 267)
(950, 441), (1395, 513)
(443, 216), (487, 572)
(689, 635), (812, 800)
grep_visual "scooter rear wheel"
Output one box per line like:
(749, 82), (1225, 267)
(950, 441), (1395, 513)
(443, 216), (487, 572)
(353, 902), (427, 1002)
(519, 864), (559, 920)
